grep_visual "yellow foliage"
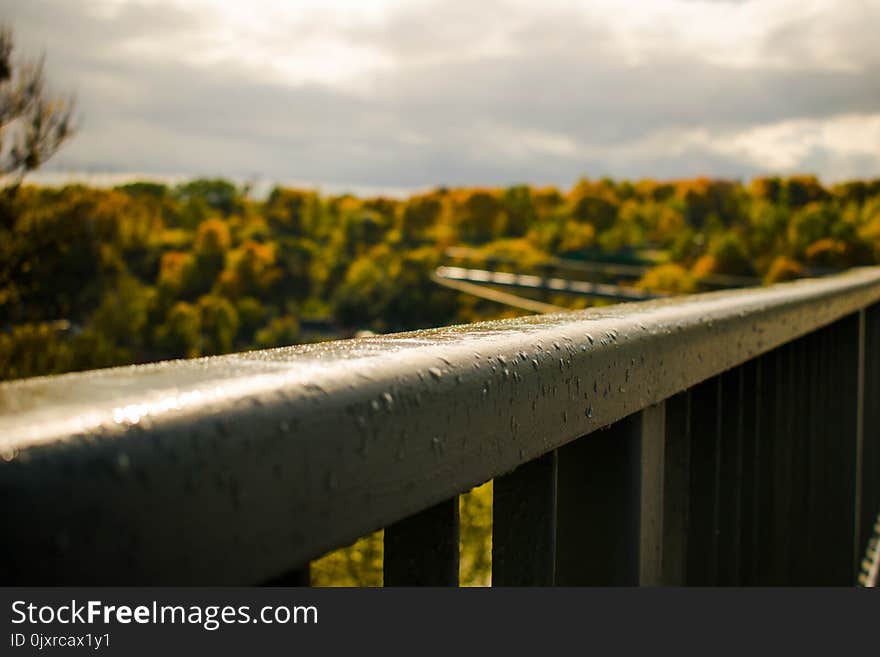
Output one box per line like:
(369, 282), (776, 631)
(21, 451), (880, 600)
(557, 220), (595, 253)
(637, 263), (696, 294)
(654, 206), (685, 242)
(157, 251), (194, 291)
(476, 238), (548, 269)
(691, 254), (717, 279)
(195, 219), (231, 253)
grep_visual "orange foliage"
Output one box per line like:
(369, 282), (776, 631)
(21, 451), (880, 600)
(764, 256), (804, 284)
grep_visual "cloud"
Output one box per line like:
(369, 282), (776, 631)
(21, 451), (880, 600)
(2, 0), (879, 188)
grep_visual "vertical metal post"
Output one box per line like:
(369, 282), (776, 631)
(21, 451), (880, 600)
(771, 343), (796, 584)
(754, 350), (777, 585)
(555, 404), (666, 585)
(662, 391), (691, 585)
(806, 327), (829, 580)
(686, 376), (722, 585)
(789, 335), (810, 583)
(718, 366), (744, 585)
(862, 303), (880, 559)
(639, 404), (667, 585)
(738, 359), (760, 586)
(853, 311), (866, 583)
(815, 313), (862, 584)
(492, 451), (557, 586)
(384, 498), (460, 586)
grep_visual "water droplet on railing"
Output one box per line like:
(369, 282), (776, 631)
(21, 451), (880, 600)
(428, 367), (443, 380)
(585, 405), (593, 419)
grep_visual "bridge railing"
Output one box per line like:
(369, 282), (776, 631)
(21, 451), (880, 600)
(2, 268), (880, 585)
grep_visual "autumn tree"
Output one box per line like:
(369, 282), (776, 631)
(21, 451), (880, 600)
(452, 190), (506, 244)
(399, 193), (442, 244)
(569, 178), (618, 233)
(265, 187), (318, 236)
(501, 185), (537, 237)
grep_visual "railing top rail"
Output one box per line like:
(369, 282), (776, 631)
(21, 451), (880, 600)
(3, 266), (880, 584)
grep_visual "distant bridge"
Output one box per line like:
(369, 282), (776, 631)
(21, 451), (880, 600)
(444, 246), (763, 290)
(433, 266), (663, 302)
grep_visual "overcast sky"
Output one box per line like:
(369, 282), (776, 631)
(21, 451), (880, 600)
(3, 0), (880, 191)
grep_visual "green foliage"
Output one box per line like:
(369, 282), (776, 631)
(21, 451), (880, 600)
(0, 322), (74, 379)
(501, 185), (537, 237)
(708, 233), (755, 277)
(255, 315), (300, 349)
(175, 179), (242, 216)
(399, 193), (442, 243)
(570, 185), (618, 232)
(155, 301), (201, 358)
(265, 187), (318, 236)
(453, 190), (506, 243)
(197, 295), (239, 355)
(235, 297), (265, 343)
(115, 181), (169, 200)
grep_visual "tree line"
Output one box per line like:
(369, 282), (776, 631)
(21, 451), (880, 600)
(2, 174), (880, 381)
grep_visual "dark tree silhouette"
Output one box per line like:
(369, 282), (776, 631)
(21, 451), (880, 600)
(0, 24), (75, 192)
(0, 24), (77, 296)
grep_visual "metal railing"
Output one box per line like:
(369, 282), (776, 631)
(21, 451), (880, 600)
(2, 268), (880, 585)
